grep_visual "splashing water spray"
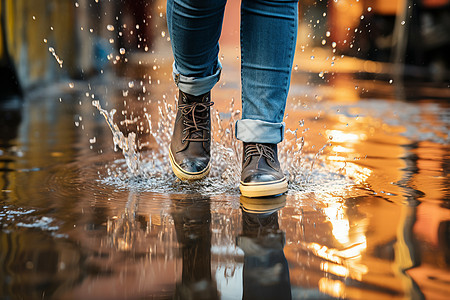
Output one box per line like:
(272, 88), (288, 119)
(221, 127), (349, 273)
(92, 100), (141, 175)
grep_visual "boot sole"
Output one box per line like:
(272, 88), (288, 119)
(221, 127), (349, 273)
(169, 147), (211, 181)
(239, 178), (288, 198)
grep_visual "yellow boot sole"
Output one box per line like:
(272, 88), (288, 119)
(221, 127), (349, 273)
(239, 178), (288, 198)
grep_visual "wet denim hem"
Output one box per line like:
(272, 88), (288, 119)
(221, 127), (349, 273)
(235, 119), (285, 144)
(172, 61), (222, 96)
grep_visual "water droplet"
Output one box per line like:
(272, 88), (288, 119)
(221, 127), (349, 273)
(326, 31), (331, 37)
(32, 16), (36, 20)
(368, 7), (372, 12)
(128, 81), (135, 88)
(318, 71), (324, 78)
(294, 64), (298, 71)
(161, 31), (166, 37)
(69, 83), (74, 89)
(119, 48), (126, 55)
(107, 25), (114, 31)
(389, 79), (393, 84)
(310, 56), (315, 60)
(321, 39), (326, 45)
(332, 42), (337, 48)
(360, 15), (364, 20)
(401, 20), (405, 25)
(75, 2), (79, 7)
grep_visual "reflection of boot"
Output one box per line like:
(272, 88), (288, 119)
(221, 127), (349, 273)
(238, 208), (292, 300)
(171, 195), (219, 300)
(240, 194), (286, 215)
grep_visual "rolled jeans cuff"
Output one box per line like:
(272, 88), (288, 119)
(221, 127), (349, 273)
(235, 119), (285, 144)
(172, 61), (222, 96)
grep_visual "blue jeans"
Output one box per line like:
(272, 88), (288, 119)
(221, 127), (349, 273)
(167, 0), (298, 144)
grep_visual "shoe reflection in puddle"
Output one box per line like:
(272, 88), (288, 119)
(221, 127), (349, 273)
(170, 194), (219, 300)
(238, 195), (292, 300)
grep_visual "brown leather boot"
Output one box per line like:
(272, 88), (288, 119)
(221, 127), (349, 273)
(169, 90), (213, 180)
(240, 143), (288, 197)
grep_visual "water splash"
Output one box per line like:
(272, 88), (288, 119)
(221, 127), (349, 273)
(48, 47), (64, 68)
(92, 100), (141, 175)
(93, 95), (349, 195)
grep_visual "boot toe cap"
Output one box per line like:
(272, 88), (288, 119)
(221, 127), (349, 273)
(242, 172), (283, 184)
(179, 157), (210, 173)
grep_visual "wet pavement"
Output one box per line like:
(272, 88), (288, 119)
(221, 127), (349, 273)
(1, 38), (450, 300)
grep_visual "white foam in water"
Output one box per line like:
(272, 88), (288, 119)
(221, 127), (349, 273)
(0, 206), (62, 235)
(93, 97), (353, 195)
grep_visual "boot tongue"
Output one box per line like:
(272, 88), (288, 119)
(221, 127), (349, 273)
(182, 92), (209, 104)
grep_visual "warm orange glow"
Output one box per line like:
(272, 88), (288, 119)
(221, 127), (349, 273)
(319, 278), (346, 298)
(326, 130), (367, 143)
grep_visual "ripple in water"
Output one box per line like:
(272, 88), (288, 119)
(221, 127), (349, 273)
(93, 97), (353, 195)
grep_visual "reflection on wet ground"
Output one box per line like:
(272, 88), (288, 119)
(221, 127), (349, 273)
(1, 50), (449, 299)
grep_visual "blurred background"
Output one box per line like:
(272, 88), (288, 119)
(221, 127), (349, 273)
(1, 0), (449, 97)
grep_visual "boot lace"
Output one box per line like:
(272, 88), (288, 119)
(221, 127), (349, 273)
(179, 101), (214, 142)
(244, 143), (276, 166)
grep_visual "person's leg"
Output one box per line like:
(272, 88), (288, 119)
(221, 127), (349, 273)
(237, 0), (298, 197)
(166, 0), (226, 180)
(167, 0), (226, 96)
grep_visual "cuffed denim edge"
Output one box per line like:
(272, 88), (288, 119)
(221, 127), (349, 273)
(172, 61), (222, 96)
(235, 119), (285, 144)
